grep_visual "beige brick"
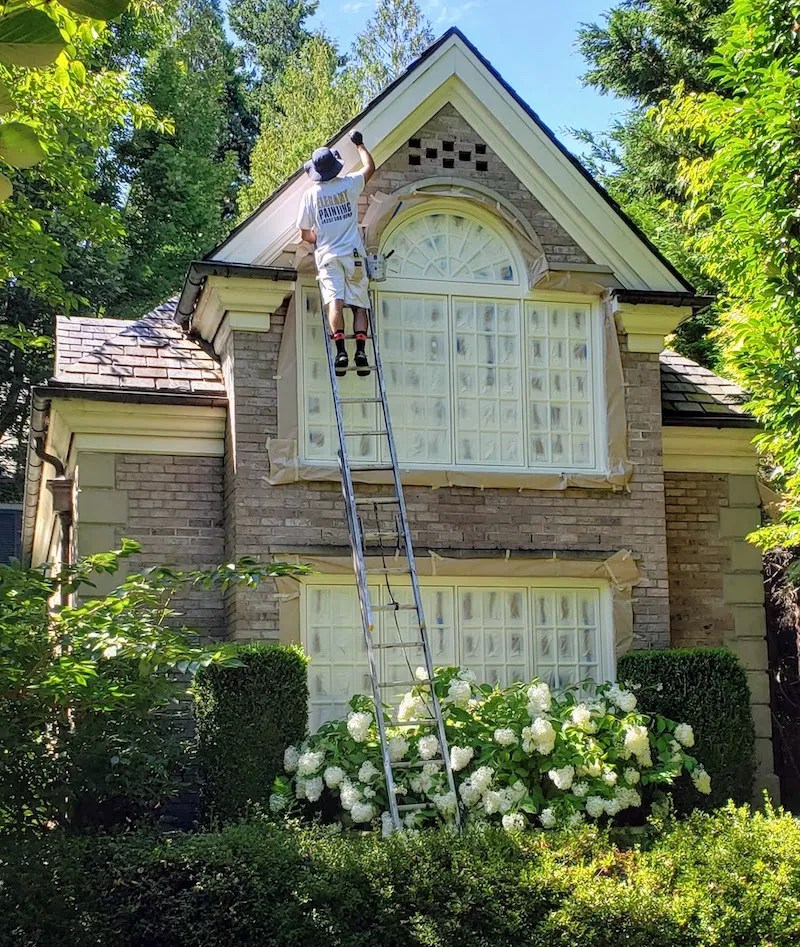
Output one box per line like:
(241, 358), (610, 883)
(728, 474), (760, 507)
(729, 637), (768, 671)
(723, 573), (765, 606)
(746, 670), (770, 705)
(751, 703), (772, 740)
(77, 523), (116, 556)
(729, 540), (763, 573)
(719, 506), (761, 539)
(77, 451), (116, 488)
(733, 604), (768, 639)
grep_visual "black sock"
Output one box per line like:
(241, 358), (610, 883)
(332, 332), (346, 355)
(355, 332), (367, 355)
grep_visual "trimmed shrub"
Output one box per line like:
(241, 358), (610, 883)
(194, 643), (308, 823)
(2, 806), (800, 946)
(618, 647), (755, 811)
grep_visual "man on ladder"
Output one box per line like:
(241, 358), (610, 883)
(297, 131), (375, 377)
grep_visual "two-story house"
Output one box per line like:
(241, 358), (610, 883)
(21, 30), (775, 795)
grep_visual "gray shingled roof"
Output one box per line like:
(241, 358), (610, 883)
(660, 350), (754, 427)
(52, 306), (753, 426)
(54, 300), (225, 396)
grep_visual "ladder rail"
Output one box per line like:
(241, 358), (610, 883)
(368, 302), (462, 829)
(319, 295), (401, 829)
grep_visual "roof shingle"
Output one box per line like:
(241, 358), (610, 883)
(659, 350), (754, 427)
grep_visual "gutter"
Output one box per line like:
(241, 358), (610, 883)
(175, 260), (297, 329)
(612, 289), (715, 310)
(22, 392), (52, 567)
(40, 381), (228, 409)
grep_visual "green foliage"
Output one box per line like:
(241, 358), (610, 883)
(618, 647), (755, 811)
(657, 1), (800, 554)
(351, 0), (434, 105)
(0, 542), (308, 835)
(3, 805), (800, 946)
(240, 34), (360, 216)
(194, 642), (309, 824)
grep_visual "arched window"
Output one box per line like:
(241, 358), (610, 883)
(299, 204), (603, 474)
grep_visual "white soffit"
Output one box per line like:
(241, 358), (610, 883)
(210, 32), (689, 294)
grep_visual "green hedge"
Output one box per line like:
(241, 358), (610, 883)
(194, 643), (308, 824)
(3, 806), (800, 946)
(618, 647), (756, 811)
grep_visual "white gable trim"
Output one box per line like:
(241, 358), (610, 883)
(211, 32), (689, 294)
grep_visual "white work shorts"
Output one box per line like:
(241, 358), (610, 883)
(317, 255), (370, 309)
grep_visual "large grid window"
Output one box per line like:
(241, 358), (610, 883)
(298, 210), (603, 473)
(302, 579), (612, 730)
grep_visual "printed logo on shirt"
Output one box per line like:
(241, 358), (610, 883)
(318, 190), (354, 224)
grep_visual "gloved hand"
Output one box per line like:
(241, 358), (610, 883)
(349, 130), (364, 146)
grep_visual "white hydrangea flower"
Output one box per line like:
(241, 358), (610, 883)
(494, 727), (518, 747)
(674, 723), (695, 748)
(433, 790), (458, 817)
(347, 711), (373, 743)
(572, 781), (589, 798)
(623, 767), (640, 786)
(363, 786), (376, 799)
(339, 780), (361, 811)
(527, 681), (552, 714)
(269, 792), (288, 813)
(539, 807), (557, 828)
(297, 750), (324, 777)
(404, 811), (422, 829)
(624, 724), (652, 766)
(459, 781), (482, 808)
(502, 812), (526, 832)
(450, 745), (474, 772)
(602, 770), (618, 787)
(394, 783), (408, 796)
(418, 735), (440, 760)
(304, 776), (323, 803)
(471, 766), (494, 793)
(415, 666), (429, 681)
(607, 684), (637, 713)
(523, 717), (556, 754)
(460, 669), (477, 683)
(388, 736), (409, 762)
(398, 691), (426, 723)
(295, 779), (307, 800)
(483, 789), (511, 815)
(570, 703), (597, 732)
(578, 759), (603, 779)
(447, 678), (472, 706)
(324, 765), (345, 789)
(603, 797), (621, 817)
(692, 766), (712, 794)
(381, 811), (395, 838)
(358, 760), (380, 783)
(568, 811), (586, 827)
(615, 787), (641, 810)
(548, 764), (575, 791)
(509, 780), (527, 802)
(350, 801), (375, 824)
(585, 795), (605, 818)
(283, 745), (300, 774)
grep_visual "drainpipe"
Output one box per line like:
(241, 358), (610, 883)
(33, 438), (74, 607)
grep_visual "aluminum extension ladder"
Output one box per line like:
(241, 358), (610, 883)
(319, 288), (462, 832)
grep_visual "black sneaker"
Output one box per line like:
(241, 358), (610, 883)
(354, 349), (370, 377)
(334, 349), (349, 377)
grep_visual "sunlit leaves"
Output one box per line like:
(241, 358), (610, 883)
(0, 120), (45, 167)
(59, 0), (131, 20)
(0, 8), (66, 68)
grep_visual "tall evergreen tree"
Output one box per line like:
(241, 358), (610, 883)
(228, 0), (318, 108)
(576, 0), (728, 366)
(239, 34), (360, 216)
(110, 0), (253, 317)
(351, 0), (433, 105)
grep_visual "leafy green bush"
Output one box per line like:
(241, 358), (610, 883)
(194, 643), (309, 823)
(273, 669), (709, 833)
(618, 647), (755, 811)
(2, 805), (800, 946)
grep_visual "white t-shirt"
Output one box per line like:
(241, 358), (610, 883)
(296, 172), (366, 266)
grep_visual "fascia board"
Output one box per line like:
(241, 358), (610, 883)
(662, 427), (758, 474)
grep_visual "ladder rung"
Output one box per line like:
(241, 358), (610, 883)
(391, 718), (436, 727)
(372, 603), (417, 612)
(397, 803), (431, 812)
(340, 364), (377, 373)
(361, 530), (399, 543)
(392, 758), (444, 769)
(350, 464), (394, 472)
(380, 678), (434, 688)
(371, 640), (423, 650)
(365, 567), (410, 576)
(344, 429), (387, 436)
(338, 397), (382, 404)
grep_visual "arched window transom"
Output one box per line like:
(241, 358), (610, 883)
(383, 210), (518, 284)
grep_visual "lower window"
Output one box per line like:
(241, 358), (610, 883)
(301, 578), (613, 731)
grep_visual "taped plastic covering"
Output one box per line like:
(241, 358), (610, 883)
(273, 549), (639, 659)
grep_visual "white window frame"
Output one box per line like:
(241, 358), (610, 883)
(300, 574), (616, 727)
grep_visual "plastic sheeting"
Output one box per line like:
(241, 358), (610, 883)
(272, 549), (639, 660)
(265, 283), (632, 490)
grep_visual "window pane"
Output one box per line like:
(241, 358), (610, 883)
(530, 588), (601, 690)
(301, 290), (379, 464)
(524, 302), (596, 469)
(457, 587), (529, 686)
(383, 212), (518, 284)
(378, 293), (452, 465)
(453, 298), (523, 466)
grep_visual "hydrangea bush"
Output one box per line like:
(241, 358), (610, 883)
(271, 667), (711, 834)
